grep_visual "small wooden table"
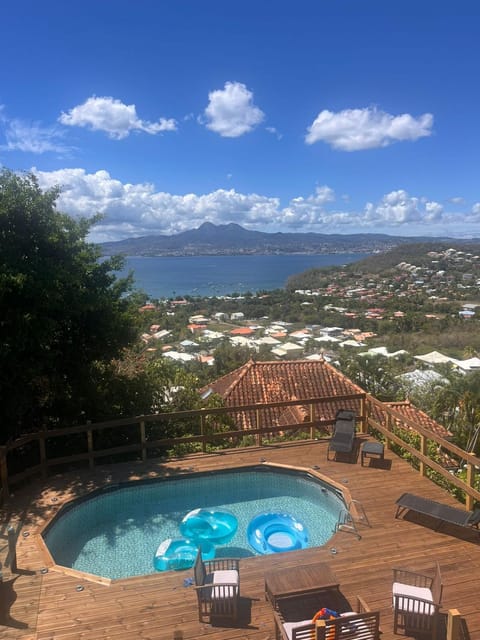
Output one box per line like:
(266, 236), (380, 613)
(361, 441), (384, 466)
(264, 561), (339, 608)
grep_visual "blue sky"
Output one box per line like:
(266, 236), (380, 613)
(1, 1), (480, 242)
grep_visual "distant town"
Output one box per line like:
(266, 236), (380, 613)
(136, 244), (480, 390)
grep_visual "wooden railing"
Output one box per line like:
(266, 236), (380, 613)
(1, 391), (479, 514)
(365, 394), (480, 511)
(0, 393), (366, 501)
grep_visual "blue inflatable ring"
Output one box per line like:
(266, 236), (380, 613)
(180, 508), (238, 545)
(247, 512), (309, 554)
(153, 538), (215, 572)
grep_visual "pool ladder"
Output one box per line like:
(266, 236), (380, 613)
(335, 500), (370, 540)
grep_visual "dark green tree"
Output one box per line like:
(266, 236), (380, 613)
(0, 169), (137, 440)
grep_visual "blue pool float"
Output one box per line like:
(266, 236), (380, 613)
(180, 508), (238, 545)
(247, 513), (309, 554)
(153, 538), (215, 572)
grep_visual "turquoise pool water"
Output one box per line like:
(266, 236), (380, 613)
(43, 466), (345, 579)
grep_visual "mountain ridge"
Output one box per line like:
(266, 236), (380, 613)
(99, 221), (463, 256)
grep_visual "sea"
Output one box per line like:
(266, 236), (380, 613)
(115, 253), (368, 299)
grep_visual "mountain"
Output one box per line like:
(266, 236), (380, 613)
(99, 222), (453, 256)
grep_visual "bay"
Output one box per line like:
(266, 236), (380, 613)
(117, 253), (368, 298)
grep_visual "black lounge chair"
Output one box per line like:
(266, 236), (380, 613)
(327, 409), (356, 461)
(395, 492), (480, 533)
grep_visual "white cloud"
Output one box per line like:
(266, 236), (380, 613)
(59, 96), (177, 139)
(364, 190), (444, 225)
(305, 107), (433, 151)
(204, 82), (264, 137)
(0, 107), (68, 154)
(33, 167), (479, 241)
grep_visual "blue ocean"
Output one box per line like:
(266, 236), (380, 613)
(116, 253), (367, 298)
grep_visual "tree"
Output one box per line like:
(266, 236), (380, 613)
(0, 169), (137, 440)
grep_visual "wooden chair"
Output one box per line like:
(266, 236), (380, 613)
(193, 548), (240, 624)
(273, 594), (380, 640)
(392, 562), (443, 638)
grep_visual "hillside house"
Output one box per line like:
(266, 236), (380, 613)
(199, 359), (450, 445)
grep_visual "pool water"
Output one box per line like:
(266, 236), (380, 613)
(43, 467), (345, 579)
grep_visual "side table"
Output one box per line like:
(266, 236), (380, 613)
(361, 441), (384, 466)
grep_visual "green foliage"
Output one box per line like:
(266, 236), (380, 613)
(0, 169), (137, 440)
(336, 353), (403, 401)
(211, 342), (256, 377)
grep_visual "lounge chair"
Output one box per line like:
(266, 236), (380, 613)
(273, 594), (380, 640)
(327, 409), (356, 461)
(193, 548), (240, 624)
(392, 563), (443, 638)
(395, 492), (480, 533)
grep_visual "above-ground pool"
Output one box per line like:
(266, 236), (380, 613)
(42, 465), (347, 580)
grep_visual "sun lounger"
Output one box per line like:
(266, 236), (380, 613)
(327, 409), (356, 461)
(395, 492), (480, 532)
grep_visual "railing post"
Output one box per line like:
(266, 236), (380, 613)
(7, 525), (17, 573)
(255, 407), (261, 447)
(200, 410), (207, 453)
(359, 396), (366, 434)
(0, 446), (9, 504)
(87, 426), (94, 469)
(385, 412), (392, 451)
(419, 434), (427, 477)
(465, 463), (475, 511)
(39, 432), (47, 479)
(140, 420), (147, 461)
(447, 609), (462, 640)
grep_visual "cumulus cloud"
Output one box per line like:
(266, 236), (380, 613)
(0, 107), (68, 154)
(59, 96), (177, 139)
(204, 82), (264, 137)
(34, 167), (281, 241)
(364, 190), (444, 225)
(305, 107), (433, 151)
(34, 167), (479, 242)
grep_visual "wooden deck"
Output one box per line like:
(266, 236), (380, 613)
(1, 437), (479, 640)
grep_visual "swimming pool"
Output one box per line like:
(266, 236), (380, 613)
(42, 465), (346, 580)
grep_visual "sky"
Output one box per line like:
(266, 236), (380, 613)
(1, 1), (480, 242)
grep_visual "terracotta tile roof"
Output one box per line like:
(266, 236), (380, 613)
(230, 327), (254, 336)
(200, 359), (366, 430)
(372, 400), (452, 439)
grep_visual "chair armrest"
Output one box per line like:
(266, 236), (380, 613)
(272, 608), (290, 640)
(355, 595), (371, 613)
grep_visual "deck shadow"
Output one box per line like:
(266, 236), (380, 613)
(0, 576), (29, 629)
(363, 457), (392, 470)
(210, 596), (256, 628)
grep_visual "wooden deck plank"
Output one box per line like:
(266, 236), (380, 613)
(1, 439), (479, 639)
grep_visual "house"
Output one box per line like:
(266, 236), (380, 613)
(371, 400), (452, 439)
(271, 342), (304, 360)
(188, 314), (209, 325)
(230, 326), (255, 336)
(199, 359), (453, 447)
(199, 358), (366, 429)
(414, 350), (455, 366)
(230, 312), (245, 320)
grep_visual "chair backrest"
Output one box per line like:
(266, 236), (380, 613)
(335, 409), (355, 422)
(315, 611), (380, 640)
(193, 548), (206, 586)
